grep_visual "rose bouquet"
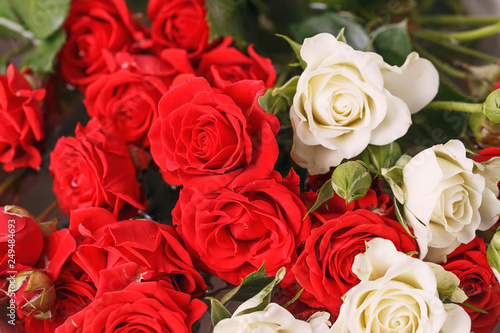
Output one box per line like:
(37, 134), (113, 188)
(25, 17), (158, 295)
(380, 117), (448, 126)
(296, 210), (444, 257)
(1, 0), (500, 332)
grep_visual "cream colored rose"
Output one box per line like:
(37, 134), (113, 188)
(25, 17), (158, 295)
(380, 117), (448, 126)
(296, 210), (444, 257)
(401, 140), (500, 262)
(330, 238), (471, 333)
(290, 32), (439, 174)
(213, 302), (331, 333)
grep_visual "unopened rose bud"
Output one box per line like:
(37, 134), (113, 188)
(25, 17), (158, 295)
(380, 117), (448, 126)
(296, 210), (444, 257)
(469, 113), (500, 147)
(1, 205), (44, 270)
(10, 270), (56, 319)
(482, 89), (500, 124)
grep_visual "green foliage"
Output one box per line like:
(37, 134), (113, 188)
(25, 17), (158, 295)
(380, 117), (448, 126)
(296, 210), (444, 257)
(206, 0), (248, 45)
(304, 179), (335, 218)
(20, 29), (65, 74)
(371, 20), (412, 66)
(10, 0), (70, 40)
(331, 161), (372, 204)
(258, 76), (299, 117)
(219, 264), (275, 305)
(208, 298), (232, 327)
(360, 142), (402, 175)
(290, 11), (371, 51)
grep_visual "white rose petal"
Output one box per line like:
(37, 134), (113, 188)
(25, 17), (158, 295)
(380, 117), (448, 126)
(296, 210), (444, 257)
(290, 32), (439, 174)
(214, 302), (330, 333)
(400, 140), (500, 261)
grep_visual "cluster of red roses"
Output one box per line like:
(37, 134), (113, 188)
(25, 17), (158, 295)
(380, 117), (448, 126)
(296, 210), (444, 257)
(1, 0), (500, 332)
(0, 205), (207, 332)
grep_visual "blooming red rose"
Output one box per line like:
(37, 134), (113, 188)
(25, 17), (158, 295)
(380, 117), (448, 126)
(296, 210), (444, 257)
(84, 70), (169, 147)
(49, 118), (146, 218)
(0, 64), (45, 171)
(60, 0), (149, 91)
(69, 207), (207, 297)
(173, 170), (311, 285)
(147, 0), (210, 57)
(196, 38), (277, 90)
(292, 209), (418, 319)
(0, 205), (43, 271)
(148, 77), (279, 192)
(55, 280), (207, 333)
(442, 237), (500, 333)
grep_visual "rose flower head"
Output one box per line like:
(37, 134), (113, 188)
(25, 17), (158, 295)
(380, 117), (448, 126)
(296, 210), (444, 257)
(0, 64), (45, 172)
(60, 0), (149, 92)
(173, 170), (311, 285)
(392, 140), (500, 262)
(331, 238), (471, 333)
(49, 118), (146, 218)
(148, 77), (279, 192)
(290, 32), (439, 174)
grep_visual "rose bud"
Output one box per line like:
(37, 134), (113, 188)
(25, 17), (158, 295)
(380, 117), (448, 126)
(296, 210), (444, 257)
(0, 205), (44, 271)
(9, 270), (56, 319)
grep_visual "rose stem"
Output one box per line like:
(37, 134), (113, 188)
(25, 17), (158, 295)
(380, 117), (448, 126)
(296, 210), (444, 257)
(36, 199), (59, 222)
(412, 21), (500, 43)
(413, 43), (469, 79)
(0, 168), (29, 199)
(411, 30), (499, 63)
(425, 101), (483, 113)
(417, 15), (500, 26)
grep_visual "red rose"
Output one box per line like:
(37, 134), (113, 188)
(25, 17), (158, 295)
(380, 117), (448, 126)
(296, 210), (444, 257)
(147, 0), (210, 57)
(148, 77), (279, 192)
(60, 0), (148, 91)
(172, 170), (311, 285)
(69, 207), (207, 297)
(292, 209), (418, 319)
(0, 206), (43, 271)
(55, 280), (207, 333)
(0, 64), (45, 171)
(49, 118), (146, 218)
(196, 38), (277, 90)
(84, 69), (169, 147)
(442, 237), (500, 333)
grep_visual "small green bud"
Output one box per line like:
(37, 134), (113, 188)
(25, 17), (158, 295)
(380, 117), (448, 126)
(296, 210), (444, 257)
(482, 89), (500, 124)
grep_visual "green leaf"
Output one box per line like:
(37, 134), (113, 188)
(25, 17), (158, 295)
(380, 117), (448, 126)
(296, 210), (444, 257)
(233, 267), (286, 316)
(0, 0), (24, 37)
(331, 161), (372, 205)
(428, 262), (467, 303)
(460, 302), (488, 314)
(208, 297), (232, 327)
(206, 0), (247, 44)
(258, 76), (299, 116)
(360, 142), (402, 174)
(393, 199), (416, 239)
(20, 28), (65, 74)
(304, 179), (335, 218)
(10, 0), (70, 40)
(282, 289), (303, 309)
(290, 11), (371, 51)
(371, 20), (412, 66)
(275, 34), (306, 69)
(219, 263), (275, 305)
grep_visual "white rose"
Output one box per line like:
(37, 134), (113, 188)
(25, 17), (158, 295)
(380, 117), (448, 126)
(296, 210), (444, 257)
(290, 32), (439, 174)
(213, 303), (330, 333)
(401, 140), (500, 262)
(330, 238), (471, 333)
